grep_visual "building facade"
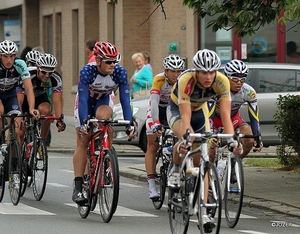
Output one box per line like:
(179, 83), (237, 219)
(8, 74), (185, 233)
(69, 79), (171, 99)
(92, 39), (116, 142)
(0, 0), (299, 121)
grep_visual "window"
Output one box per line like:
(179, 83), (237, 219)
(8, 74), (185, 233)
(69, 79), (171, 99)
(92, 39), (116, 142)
(257, 69), (297, 93)
(43, 15), (53, 53)
(72, 9), (79, 86)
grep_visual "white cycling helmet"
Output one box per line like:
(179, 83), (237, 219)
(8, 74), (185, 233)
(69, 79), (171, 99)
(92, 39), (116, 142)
(163, 54), (185, 70)
(36, 53), (57, 68)
(25, 50), (41, 64)
(0, 40), (18, 55)
(224, 59), (249, 78)
(192, 49), (221, 71)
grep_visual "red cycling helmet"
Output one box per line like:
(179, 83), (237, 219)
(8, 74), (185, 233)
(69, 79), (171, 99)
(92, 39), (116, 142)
(93, 41), (119, 60)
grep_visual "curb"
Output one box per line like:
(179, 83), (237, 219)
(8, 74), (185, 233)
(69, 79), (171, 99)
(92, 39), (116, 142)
(118, 166), (300, 218)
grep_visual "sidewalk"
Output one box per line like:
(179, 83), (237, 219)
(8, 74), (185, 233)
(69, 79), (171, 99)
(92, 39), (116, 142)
(49, 123), (300, 217)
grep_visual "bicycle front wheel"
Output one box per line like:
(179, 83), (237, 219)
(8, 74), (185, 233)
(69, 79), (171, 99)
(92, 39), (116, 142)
(168, 169), (189, 234)
(0, 164), (5, 202)
(224, 156), (244, 228)
(78, 174), (92, 219)
(152, 164), (167, 210)
(98, 149), (119, 223)
(20, 140), (29, 197)
(32, 139), (48, 201)
(8, 140), (22, 205)
(198, 162), (222, 234)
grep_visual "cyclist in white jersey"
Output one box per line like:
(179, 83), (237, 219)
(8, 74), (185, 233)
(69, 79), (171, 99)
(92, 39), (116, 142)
(144, 54), (185, 200)
(209, 59), (263, 158)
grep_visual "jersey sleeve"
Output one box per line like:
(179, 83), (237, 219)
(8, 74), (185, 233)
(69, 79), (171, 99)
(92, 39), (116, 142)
(51, 72), (63, 93)
(150, 75), (164, 121)
(14, 59), (31, 80)
(78, 65), (92, 126)
(213, 72), (231, 101)
(114, 65), (132, 122)
(177, 72), (196, 105)
(245, 86), (261, 135)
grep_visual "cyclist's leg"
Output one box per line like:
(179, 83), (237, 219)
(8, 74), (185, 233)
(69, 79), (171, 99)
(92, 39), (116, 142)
(36, 94), (52, 141)
(95, 99), (113, 148)
(145, 132), (159, 199)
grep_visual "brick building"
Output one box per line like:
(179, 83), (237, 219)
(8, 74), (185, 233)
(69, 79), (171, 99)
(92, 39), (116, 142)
(0, 0), (299, 123)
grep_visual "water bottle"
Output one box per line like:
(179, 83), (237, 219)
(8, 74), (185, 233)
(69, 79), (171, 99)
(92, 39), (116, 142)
(217, 159), (227, 181)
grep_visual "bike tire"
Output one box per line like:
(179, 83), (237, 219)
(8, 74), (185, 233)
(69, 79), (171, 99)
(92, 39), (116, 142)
(168, 169), (189, 234)
(152, 165), (167, 210)
(224, 156), (244, 228)
(20, 141), (29, 197)
(98, 149), (119, 223)
(32, 139), (48, 201)
(8, 139), (22, 205)
(0, 164), (5, 202)
(198, 162), (222, 234)
(78, 174), (91, 219)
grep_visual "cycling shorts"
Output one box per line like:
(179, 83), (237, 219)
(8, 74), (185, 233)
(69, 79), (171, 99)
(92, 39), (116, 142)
(145, 103), (168, 135)
(22, 92), (50, 113)
(0, 88), (21, 114)
(213, 112), (247, 131)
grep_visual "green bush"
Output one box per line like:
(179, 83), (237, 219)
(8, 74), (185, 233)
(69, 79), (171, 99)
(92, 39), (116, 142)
(274, 94), (300, 169)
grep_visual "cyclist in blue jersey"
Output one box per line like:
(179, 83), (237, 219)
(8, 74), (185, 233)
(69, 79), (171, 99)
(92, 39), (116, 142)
(72, 41), (137, 204)
(0, 40), (39, 143)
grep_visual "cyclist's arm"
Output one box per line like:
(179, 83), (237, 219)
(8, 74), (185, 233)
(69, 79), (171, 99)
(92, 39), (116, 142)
(78, 82), (89, 126)
(115, 66), (132, 122)
(150, 75), (164, 123)
(179, 103), (192, 138)
(52, 92), (63, 118)
(246, 89), (261, 136)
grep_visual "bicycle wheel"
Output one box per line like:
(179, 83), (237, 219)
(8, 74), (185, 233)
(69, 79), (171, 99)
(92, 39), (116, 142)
(78, 174), (91, 219)
(0, 164), (5, 202)
(198, 162), (222, 234)
(32, 139), (48, 201)
(8, 139), (22, 205)
(168, 170), (189, 234)
(98, 149), (119, 223)
(152, 164), (167, 210)
(224, 156), (244, 228)
(20, 141), (29, 197)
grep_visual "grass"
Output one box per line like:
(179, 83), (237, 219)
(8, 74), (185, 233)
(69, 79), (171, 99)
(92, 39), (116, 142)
(244, 157), (300, 173)
(244, 158), (282, 168)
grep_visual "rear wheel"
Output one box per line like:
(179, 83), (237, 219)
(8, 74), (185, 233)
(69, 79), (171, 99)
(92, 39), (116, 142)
(152, 165), (167, 210)
(198, 162), (222, 234)
(224, 156), (244, 228)
(32, 139), (48, 201)
(8, 140), (22, 205)
(98, 149), (119, 223)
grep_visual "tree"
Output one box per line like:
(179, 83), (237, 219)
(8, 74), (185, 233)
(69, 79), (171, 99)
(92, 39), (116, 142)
(108, 0), (300, 37)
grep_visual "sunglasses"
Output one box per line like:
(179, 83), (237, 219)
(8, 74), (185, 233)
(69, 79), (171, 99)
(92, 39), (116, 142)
(102, 60), (117, 65)
(39, 68), (55, 76)
(230, 77), (246, 83)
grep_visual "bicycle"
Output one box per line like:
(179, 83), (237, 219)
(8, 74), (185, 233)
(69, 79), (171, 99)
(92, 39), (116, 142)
(152, 125), (177, 210)
(0, 113), (30, 205)
(20, 114), (65, 201)
(214, 128), (260, 228)
(168, 129), (244, 234)
(77, 116), (136, 223)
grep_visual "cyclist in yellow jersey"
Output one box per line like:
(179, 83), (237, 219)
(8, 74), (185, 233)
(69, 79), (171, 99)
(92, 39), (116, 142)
(166, 49), (242, 232)
(144, 54), (185, 200)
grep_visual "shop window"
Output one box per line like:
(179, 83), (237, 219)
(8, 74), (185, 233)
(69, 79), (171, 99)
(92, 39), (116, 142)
(285, 21), (300, 64)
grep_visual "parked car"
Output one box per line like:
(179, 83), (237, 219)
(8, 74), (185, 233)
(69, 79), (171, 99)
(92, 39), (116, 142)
(113, 63), (300, 152)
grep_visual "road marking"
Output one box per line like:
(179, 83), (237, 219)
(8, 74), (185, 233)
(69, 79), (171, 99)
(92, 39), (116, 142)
(47, 183), (69, 188)
(238, 231), (269, 234)
(0, 203), (56, 215)
(65, 203), (157, 217)
(56, 169), (74, 173)
(120, 183), (142, 188)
